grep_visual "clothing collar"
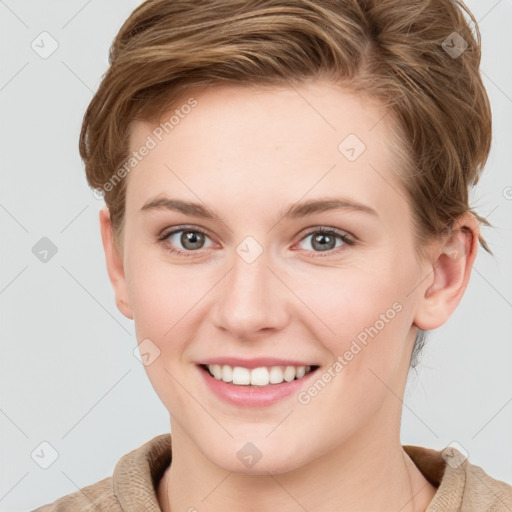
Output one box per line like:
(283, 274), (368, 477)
(403, 444), (463, 510)
(113, 433), (172, 511)
(112, 434), (479, 511)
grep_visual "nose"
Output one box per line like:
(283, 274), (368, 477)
(211, 244), (290, 339)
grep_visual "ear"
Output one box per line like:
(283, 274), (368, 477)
(99, 206), (134, 320)
(413, 213), (480, 331)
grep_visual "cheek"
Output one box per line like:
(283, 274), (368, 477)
(125, 257), (198, 406)
(126, 263), (196, 414)
(296, 267), (406, 345)
(126, 252), (199, 335)
(295, 273), (410, 429)
(290, 267), (414, 408)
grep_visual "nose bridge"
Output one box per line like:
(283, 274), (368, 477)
(212, 236), (286, 335)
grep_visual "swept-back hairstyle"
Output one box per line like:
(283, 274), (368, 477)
(79, 0), (493, 368)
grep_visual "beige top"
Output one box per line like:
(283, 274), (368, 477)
(32, 433), (512, 511)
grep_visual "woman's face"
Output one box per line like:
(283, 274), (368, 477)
(106, 81), (436, 473)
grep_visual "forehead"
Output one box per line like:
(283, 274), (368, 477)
(125, 81), (407, 221)
(130, 81), (394, 154)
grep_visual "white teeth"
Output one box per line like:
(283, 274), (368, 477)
(221, 365), (232, 382)
(250, 367), (269, 386)
(232, 366), (251, 385)
(283, 366), (296, 382)
(269, 366), (284, 384)
(211, 364), (222, 379)
(207, 364), (313, 386)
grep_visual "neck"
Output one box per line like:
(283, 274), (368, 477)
(158, 422), (437, 512)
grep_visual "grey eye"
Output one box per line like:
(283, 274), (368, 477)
(166, 229), (212, 251)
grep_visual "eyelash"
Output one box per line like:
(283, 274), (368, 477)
(157, 225), (356, 258)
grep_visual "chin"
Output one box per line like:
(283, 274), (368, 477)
(202, 436), (311, 476)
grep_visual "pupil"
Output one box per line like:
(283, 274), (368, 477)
(314, 233), (334, 251)
(182, 231), (203, 249)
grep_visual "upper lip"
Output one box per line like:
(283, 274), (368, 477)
(197, 357), (318, 369)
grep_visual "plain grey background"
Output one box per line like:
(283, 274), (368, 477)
(1, 1), (511, 510)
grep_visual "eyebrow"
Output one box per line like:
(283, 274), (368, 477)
(140, 196), (379, 219)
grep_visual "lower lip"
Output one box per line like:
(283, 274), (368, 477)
(197, 365), (319, 407)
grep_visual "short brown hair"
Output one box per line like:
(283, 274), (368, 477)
(79, 0), (493, 367)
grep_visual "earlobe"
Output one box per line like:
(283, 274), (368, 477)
(99, 207), (134, 320)
(414, 214), (479, 331)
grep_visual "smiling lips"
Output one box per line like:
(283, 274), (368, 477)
(196, 357), (320, 406)
(197, 359), (320, 407)
(204, 363), (315, 386)
(198, 357), (318, 385)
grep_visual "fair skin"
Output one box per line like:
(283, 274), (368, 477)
(99, 81), (479, 511)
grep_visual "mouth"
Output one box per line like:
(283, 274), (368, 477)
(199, 363), (320, 387)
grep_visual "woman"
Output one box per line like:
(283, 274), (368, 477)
(34, 0), (512, 510)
